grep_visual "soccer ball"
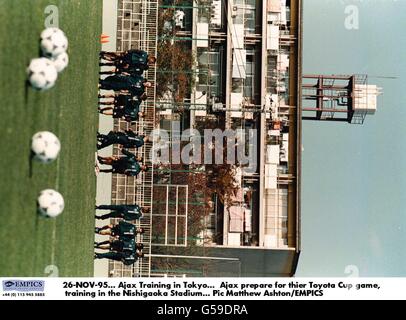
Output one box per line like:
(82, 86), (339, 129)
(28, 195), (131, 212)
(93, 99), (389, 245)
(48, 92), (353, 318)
(40, 27), (68, 58)
(37, 189), (65, 218)
(52, 52), (69, 73)
(27, 58), (58, 90)
(31, 131), (61, 163)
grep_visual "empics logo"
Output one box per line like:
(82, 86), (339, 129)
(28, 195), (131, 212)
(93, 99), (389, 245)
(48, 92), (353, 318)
(2, 280), (45, 292)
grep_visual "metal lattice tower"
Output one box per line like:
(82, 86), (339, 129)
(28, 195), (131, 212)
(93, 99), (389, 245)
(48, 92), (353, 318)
(302, 74), (381, 124)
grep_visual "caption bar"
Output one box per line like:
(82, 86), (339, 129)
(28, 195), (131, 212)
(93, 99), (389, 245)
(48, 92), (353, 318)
(1, 278), (405, 300)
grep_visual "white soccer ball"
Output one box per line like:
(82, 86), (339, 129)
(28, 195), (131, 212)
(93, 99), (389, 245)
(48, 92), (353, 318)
(52, 52), (69, 73)
(27, 58), (58, 90)
(37, 189), (65, 218)
(40, 27), (68, 58)
(31, 131), (61, 163)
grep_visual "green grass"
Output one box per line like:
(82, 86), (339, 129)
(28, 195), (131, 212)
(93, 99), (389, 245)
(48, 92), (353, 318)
(0, 0), (102, 276)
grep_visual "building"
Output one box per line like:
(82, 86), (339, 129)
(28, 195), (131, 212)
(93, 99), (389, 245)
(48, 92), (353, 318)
(150, 0), (303, 277)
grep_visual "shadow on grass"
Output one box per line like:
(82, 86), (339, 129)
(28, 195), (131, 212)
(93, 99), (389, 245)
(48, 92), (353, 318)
(34, 205), (40, 229)
(32, 205), (40, 275)
(24, 80), (30, 105)
(28, 147), (34, 178)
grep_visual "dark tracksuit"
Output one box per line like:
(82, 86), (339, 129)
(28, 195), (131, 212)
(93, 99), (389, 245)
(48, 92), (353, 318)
(100, 74), (144, 92)
(94, 251), (136, 265)
(110, 239), (136, 253)
(97, 130), (145, 150)
(128, 80), (147, 97)
(99, 149), (142, 176)
(111, 221), (136, 239)
(121, 101), (141, 122)
(114, 94), (143, 110)
(95, 204), (143, 221)
(120, 161), (142, 176)
(112, 100), (141, 121)
(96, 220), (138, 237)
(116, 63), (147, 75)
(111, 149), (140, 174)
(122, 49), (148, 68)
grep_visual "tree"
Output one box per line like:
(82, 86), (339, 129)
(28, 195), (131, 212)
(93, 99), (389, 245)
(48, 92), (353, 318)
(156, 3), (195, 102)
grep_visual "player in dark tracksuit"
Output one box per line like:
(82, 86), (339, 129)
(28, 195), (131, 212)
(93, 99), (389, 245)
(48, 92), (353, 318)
(95, 204), (150, 220)
(95, 238), (144, 252)
(99, 160), (147, 176)
(102, 159), (145, 176)
(98, 148), (148, 176)
(99, 97), (144, 122)
(99, 63), (147, 76)
(120, 104), (143, 123)
(99, 49), (154, 77)
(94, 251), (142, 265)
(100, 49), (156, 69)
(99, 75), (152, 98)
(98, 148), (141, 164)
(127, 77), (150, 97)
(95, 221), (145, 237)
(122, 49), (149, 67)
(98, 92), (147, 106)
(97, 130), (150, 150)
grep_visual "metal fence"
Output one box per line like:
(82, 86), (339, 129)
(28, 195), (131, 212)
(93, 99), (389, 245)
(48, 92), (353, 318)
(108, 0), (158, 277)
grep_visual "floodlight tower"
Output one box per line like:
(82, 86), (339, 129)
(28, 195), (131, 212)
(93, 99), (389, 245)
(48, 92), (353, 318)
(302, 74), (382, 124)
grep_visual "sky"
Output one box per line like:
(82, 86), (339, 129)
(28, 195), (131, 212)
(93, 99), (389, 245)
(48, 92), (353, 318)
(296, 0), (406, 276)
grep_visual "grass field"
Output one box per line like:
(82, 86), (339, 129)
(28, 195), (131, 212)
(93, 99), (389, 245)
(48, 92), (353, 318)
(0, 1), (102, 276)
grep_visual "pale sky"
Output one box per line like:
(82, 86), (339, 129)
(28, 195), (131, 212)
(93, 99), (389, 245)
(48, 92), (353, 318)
(297, 0), (406, 276)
